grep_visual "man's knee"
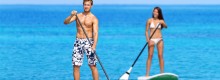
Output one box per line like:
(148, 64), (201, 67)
(89, 65), (97, 70)
(74, 66), (80, 70)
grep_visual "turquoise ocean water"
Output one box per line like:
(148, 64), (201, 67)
(0, 5), (220, 80)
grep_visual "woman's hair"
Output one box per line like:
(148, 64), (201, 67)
(152, 7), (164, 20)
(152, 7), (166, 29)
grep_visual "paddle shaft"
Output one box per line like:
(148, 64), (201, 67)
(75, 14), (110, 80)
(131, 23), (161, 67)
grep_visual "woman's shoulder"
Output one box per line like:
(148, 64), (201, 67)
(147, 18), (153, 23)
(159, 19), (164, 21)
(159, 19), (165, 23)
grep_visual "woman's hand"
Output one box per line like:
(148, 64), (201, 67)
(159, 20), (167, 28)
(159, 20), (164, 25)
(148, 40), (154, 46)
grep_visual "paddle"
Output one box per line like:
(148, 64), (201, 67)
(75, 14), (110, 80)
(119, 23), (161, 80)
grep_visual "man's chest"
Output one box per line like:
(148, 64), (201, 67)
(80, 17), (93, 27)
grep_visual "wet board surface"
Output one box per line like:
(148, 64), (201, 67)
(138, 73), (178, 80)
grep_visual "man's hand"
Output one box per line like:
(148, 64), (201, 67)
(92, 46), (96, 51)
(64, 10), (77, 24)
(71, 10), (77, 16)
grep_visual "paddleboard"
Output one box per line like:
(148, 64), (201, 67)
(138, 73), (178, 80)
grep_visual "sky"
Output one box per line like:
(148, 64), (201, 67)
(0, 0), (220, 5)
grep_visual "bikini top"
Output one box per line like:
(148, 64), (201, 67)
(150, 22), (161, 29)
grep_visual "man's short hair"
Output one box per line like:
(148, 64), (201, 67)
(83, 0), (93, 5)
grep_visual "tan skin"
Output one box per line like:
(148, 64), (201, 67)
(64, 1), (99, 80)
(145, 9), (167, 77)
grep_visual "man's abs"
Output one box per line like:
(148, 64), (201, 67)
(76, 31), (93, 39)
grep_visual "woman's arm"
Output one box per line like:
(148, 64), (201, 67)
(160, 20), (167, 28)
(145, 19), (151, 42)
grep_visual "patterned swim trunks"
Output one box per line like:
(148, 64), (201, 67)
(72, 38), (97, 66)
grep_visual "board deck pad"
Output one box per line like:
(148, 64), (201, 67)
(138, 73), (178, 80)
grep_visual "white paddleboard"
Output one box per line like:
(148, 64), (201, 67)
(138, 73), (178, 80)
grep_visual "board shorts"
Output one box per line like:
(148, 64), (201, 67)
(72, 38), (97, 66)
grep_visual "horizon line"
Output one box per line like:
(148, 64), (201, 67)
(1, 4), (220, 6)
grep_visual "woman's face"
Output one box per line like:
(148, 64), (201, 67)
(153, 9), (159, 18)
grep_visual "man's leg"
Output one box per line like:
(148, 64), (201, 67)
(72, 38), (83, 80)
(73, 66), (80, 80)
(89, 65), (99, 80)
(84, 39), (99, 80)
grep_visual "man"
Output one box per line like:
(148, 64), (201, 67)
(64, 0), (99, 80)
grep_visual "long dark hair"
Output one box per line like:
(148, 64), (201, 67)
(152, 7), (166, 29)
(152, 7), (164, 20)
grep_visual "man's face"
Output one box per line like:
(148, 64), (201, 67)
(83, 1), (92, 12)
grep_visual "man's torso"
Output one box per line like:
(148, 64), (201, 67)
(76, 13), (95, 38)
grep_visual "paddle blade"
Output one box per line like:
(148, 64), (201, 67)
(119, 73), (129, 80)
(119, 67), (133, 80)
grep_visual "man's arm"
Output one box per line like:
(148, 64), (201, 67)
(64, 11), (77, 24)
(92, 17), (99, 50)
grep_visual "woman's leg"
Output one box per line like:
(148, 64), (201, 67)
(157, 40), (164, 73)
(146, 41), (155, 77)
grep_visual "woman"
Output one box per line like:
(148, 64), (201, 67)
(145, 7), (167, 77)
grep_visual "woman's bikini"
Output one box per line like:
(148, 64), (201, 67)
(149, 21), (163, 45)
